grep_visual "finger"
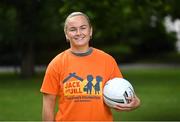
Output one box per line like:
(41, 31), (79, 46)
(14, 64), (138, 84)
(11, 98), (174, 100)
(114, 105), (133, 111)
(116, 103), (132, 108)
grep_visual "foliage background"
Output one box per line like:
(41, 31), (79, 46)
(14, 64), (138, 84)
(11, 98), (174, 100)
(0, 0), (180, 77)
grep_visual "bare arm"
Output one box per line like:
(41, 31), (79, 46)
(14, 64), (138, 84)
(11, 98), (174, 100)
(42, 93), (56, 121)
(114, 94), (141, 111)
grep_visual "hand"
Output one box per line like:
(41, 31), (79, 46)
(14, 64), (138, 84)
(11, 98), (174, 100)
(114, 95), (141, 112)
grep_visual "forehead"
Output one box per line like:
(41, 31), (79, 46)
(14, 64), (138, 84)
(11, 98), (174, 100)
(66, 15), (89, 27)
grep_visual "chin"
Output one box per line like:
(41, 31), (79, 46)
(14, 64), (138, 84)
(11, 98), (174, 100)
(75, 41), (88, 46)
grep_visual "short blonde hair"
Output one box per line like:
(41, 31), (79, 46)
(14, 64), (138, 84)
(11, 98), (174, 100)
(64, 12), (92, 34)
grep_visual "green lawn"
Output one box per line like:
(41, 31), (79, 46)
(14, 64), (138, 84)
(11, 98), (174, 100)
(0, 73), (43, 121)
(113, 68), (180, 121)
(0, 67), (180, 121)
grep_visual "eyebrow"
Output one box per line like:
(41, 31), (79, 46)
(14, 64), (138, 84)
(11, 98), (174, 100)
(80, 25), (88, 28)
(68, 25), (88, 29)
(69, 25), (87, 29)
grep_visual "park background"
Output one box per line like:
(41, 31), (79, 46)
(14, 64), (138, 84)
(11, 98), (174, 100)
(0, 0), (180, 121)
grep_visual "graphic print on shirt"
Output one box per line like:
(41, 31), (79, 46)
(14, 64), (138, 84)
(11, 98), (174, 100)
(63, 72), (103, 97)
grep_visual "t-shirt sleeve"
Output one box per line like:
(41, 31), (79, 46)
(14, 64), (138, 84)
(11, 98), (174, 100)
(109, 57), (123, 79)
(40, 62), (60, 95)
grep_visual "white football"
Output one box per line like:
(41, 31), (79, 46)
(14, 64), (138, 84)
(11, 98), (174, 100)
(103, 78), (134, 108)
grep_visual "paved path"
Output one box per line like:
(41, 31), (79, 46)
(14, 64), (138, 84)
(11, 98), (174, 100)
(0, 63), (179, 73)
(119, 63), (180, 70)
(0, 65), (46, 73)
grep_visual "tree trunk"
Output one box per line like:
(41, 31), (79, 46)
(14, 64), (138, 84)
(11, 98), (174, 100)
(17, 0), (40, 78)
(20, 41), (34, 78)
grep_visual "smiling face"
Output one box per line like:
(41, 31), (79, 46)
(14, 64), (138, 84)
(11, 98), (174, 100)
(65, 14), (93, 52)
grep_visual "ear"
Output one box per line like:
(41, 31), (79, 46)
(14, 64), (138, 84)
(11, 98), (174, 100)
(65, 34), (68, 39)
(90, 27), (93, 37)
(65, 34), (70, 42)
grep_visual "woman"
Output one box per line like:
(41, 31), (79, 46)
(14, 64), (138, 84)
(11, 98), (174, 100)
(40, 12), (140, 121)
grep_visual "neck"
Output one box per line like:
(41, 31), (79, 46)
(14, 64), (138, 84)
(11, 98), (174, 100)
(70, 47), (93, 56)
(70, 46), (90, 53)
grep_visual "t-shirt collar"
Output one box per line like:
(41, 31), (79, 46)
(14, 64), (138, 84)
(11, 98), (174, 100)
(70, 47), (93, 56)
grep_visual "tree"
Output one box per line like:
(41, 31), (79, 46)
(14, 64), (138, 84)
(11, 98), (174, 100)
(0, 0), (41, 77)
(0, 0), (179, 77)
(58, 0), (178, 61)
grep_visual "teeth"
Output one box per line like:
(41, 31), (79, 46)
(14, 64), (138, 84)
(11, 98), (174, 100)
(75, 37), (83, 40)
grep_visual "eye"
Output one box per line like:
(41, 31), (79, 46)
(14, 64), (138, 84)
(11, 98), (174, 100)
(81, 27), (86, 30)
(80, 25), (87, 30)
(69, 27), (76, 32)
(69, 29), (76, 32)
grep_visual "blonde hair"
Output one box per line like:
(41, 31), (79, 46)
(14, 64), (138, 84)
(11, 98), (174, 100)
(64, 12), (92, 34)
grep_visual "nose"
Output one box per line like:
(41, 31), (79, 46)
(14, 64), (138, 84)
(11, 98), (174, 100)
(76, 28), (81, 35)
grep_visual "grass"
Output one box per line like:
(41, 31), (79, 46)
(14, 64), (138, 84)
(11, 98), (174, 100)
(0, 67), (180, 121)
(113, 68), (180, 121)
(0, 73), (43, 121)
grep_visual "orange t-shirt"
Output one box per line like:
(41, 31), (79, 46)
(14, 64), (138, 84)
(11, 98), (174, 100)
(40, 47), (123, 121)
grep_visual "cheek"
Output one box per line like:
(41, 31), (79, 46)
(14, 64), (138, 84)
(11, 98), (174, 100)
(83, 30), (91, 36)
(66, 32), (74, 39)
